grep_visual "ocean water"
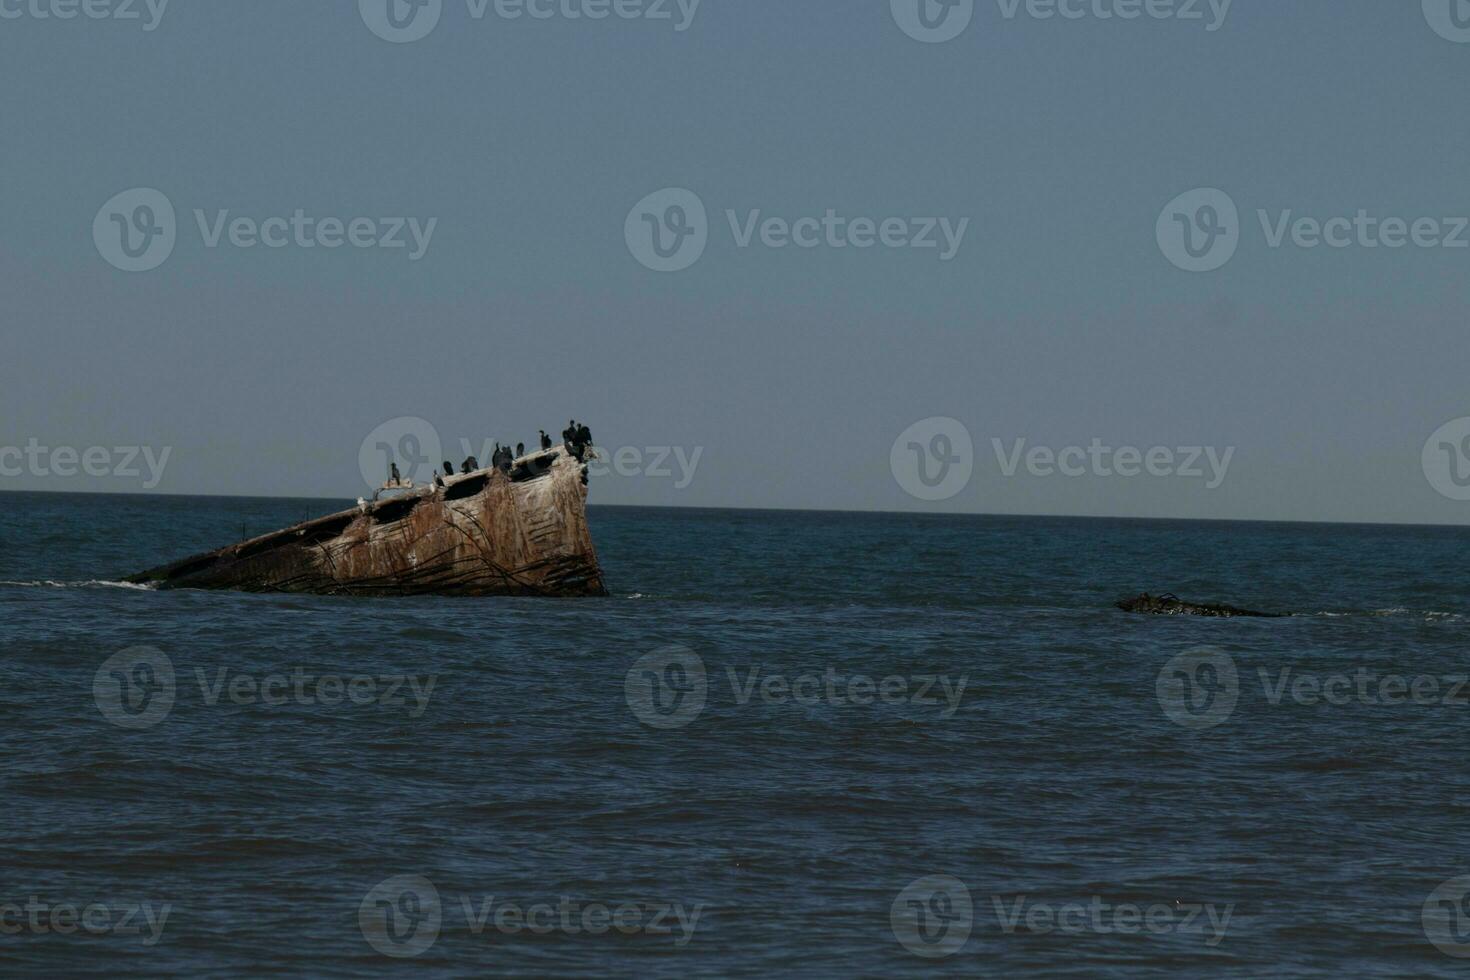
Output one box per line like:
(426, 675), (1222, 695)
(2, 490), (1469, 977)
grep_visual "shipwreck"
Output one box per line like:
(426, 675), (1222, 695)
(126, 446), (606, 597)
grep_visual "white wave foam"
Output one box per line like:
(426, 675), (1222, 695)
(1312, 607), (1463, 622)
(0, 579), (156, 591)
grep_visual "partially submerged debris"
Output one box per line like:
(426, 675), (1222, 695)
(127, 446), (605, 597)
(1115, 592), (1285, 618)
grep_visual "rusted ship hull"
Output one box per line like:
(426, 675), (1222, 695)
(127, 447), (605, 597)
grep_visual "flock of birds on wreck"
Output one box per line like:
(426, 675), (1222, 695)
(374, 421), (594, 507)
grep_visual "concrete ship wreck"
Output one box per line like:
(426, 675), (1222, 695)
(126, 446), (606, 597)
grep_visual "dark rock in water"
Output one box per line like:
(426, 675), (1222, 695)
(1115, 592), (1284, 618)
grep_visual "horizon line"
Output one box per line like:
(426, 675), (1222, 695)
(0, 486), (1466, 531)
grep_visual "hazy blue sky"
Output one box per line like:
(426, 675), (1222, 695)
(3, 0), (1469, 523)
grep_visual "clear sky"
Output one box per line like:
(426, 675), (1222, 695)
(3, 0), (1469, 523)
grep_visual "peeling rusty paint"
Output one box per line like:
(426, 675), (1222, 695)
(127, 447), (605, 597)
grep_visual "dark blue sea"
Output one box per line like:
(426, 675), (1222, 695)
(3, 491), (1469, 977)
